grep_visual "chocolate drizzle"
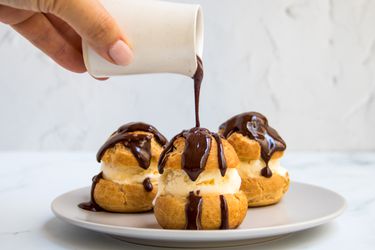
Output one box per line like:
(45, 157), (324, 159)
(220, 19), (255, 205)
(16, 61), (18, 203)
(158, 56), (231, 229)
(158, 128), (228, 181)
(158, 128), (211, 181)
(212, 133), (227, 177)
(96, 122), (167, 169)
(193, 56), (204, 127)
(158, 56), (228, 181)
(185, 192), (229, 230)
(219, 112), (286, 178)
(185, 191), (203, 230)
(142, 177), (153, 192)
(78, 172), (104, 212)
(182, 127), (212, 181)
(219, 195), (229, 229)
(261, 166), (273, 178)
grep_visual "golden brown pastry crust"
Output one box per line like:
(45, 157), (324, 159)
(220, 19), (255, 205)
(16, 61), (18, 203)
(101, 131), (164, 169)
(221, 131), (289, 207)
(93, 177), (157, 212)
(154, 192), (247, 229)
(222, 132), (284, 161)
(240, 172), (290, 207)
(162, 136), (239, 171)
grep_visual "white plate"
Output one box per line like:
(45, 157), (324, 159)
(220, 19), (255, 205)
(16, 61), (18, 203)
(51, 182), (346, 248)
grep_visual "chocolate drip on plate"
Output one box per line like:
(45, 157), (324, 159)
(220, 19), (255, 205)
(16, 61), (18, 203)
(219, 112), (286, 178)
(185, 191), (203, 230)
(142, 177), (153, 192)
(219, 195), (229, 229)
(193, 56), (204, 128)
(78, 172), (104, 212)
(96, 122), (167, 169)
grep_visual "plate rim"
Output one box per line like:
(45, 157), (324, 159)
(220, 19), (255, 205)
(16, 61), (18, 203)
(51, 181), (346, 241)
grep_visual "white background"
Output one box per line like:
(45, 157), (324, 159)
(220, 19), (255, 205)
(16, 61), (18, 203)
(1, 0), (375, 151)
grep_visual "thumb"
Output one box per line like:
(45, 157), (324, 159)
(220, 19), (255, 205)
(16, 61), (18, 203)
(45, 0), (133, 66)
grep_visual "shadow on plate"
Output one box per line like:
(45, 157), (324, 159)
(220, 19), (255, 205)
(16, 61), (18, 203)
(42, 218), (338, 250)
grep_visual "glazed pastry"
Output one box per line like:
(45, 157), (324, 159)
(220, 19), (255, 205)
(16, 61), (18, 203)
(219, 112), (289, 207)
(79, 122), (167, 212)
(154, 127), (247, 230)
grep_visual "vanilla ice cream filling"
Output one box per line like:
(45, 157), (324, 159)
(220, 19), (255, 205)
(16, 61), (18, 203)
(238, 159), (288, 178)
(156, 168), (242, 197)
(101, 163), (160, 185)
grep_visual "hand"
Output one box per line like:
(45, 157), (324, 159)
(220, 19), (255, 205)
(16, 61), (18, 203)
(0, 0), (134, 74)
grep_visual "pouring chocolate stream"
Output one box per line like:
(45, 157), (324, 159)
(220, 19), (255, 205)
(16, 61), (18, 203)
(158, 56), (229, 229)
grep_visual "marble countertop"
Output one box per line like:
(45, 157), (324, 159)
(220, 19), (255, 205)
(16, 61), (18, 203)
(0, 152), (373, 249)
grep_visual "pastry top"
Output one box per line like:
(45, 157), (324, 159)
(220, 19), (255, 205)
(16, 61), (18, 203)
(158, 127), (239, 181)
(225, 132), (284, 161)
(219, 112), (286, 162)
(97, 122), (167, 169)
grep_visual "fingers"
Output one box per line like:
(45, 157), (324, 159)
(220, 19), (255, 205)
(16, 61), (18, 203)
(48, 0), (134, 66)
(1, 0), (134, 70)
(0, 4), (34, 25)
(45, 13), (82, 52)
(11, 12), (86, 73)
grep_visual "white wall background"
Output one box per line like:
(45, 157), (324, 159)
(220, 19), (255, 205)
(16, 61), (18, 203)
(1, 0), (375, 151)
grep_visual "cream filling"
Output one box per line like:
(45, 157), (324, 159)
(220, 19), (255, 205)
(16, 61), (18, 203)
(238, 159), (288, 178)
(101, 163), (160, 185)
(155, 168), (242, 198)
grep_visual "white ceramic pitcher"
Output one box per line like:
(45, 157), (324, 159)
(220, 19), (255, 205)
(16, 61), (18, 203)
(82, 0), (204, 78)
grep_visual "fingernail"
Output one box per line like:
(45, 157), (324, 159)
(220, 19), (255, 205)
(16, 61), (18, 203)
(108, 40), (133, 66)
(94, 76), (109, 81)
(89, 73), (109, 81)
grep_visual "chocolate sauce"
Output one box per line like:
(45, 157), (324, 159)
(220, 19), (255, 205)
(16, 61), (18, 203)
(193, 56), (204, 128)
(158, 129), (228, 181)
(219, 195), (229, 229)
(142, 177), (153, 192)
(78, 172), (104, 212)
(117, 122), (168, 146)
(212, 133), (227, 177)
(158, 128), (212, 181)
(261, 166), (273, 178)
(158, 57), (229, 181)
(96, 122), (167, 169)
(182, 127), (212, 181)
(158, 132), (182, 172)
(185, 191), (203, 230)
(128, 134), (152, 169)
(219, 112), (286, 178)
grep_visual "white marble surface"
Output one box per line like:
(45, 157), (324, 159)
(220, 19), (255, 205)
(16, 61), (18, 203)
(0, 152), (373, 249)
(1, 0), (375, 151)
